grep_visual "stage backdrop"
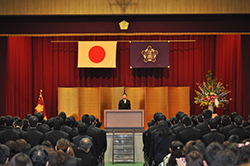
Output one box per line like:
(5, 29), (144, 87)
(5, 35), (243, 120)
(58, 86), (190, 128)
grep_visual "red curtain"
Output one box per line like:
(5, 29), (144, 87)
(5, 35), (243, 119)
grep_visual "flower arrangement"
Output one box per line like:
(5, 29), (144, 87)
(194, 71), (231, 108)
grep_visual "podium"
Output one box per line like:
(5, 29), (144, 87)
(104, 109), (144, 129)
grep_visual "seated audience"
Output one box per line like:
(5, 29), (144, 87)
(205, 142), (223, 165)
(0, 144), (10, 166)
(29, 145), (49, 166)
(210, 149), (237, 166)
(9, 152), (33, 166)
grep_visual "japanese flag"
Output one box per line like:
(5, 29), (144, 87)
(78, 41), (117, 68)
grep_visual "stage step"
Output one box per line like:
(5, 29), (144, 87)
(112, 130), (135, 164)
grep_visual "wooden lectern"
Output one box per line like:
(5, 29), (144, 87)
(104, 109), (144, 129)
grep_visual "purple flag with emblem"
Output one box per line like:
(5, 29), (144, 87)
(130, 42), (169, 68)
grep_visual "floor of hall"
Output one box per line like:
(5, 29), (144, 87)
(105, 162), (144, 166)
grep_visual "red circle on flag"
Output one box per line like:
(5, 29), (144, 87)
(88, 46), (106, 63)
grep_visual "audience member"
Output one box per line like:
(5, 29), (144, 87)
(16, 139), (27, 152)
(29, 146), (49, 166)
(20, 144), (31, 156)
(164, 141), (184, 166)
(210, 149), (237, 166)
(237, 144), (250, 165)
(205, 142), (223, 165)
(9, 152), (33, 166)
(75, 138), (94, 166)
(34, 112), (49, 134)
(195, 109), (212, 137)
(0, 144), (10, 166)
(5, 140), (18, 160)
(0, 116), (6, 131)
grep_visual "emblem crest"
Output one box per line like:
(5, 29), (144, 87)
(141, 46), (158, 63)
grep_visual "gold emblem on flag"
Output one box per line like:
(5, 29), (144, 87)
(141, 46), (158, 63)
(35, 104), (44, 112)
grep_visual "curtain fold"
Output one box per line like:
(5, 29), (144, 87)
(5, 35), (244, 119)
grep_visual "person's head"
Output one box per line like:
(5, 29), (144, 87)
(45, 148), (58, 166)
(34, 112), (44, 123)
(238, 145), (250, 164)
(197, 114), (204, 123)
(168, 141), (184, 166)
(5, 140), (18, 159)
(55, 138), (74, 165)
(156, 120), (172, 137)
(210, 149), (237, 166)
(234, 115), (243, 126)
(88, 115), (95, 125)
(230, 112), (239, 122)
(186, 140), (206, 156)
(53, 119), (62, 130)
(29, 146), (49, 166)
(78, 138), (93, 153)
(221, 114), (231, 127)
(176, 111), (184, 122)
(14, 119), (24, 128)
(65, 117), (74, 127)
(41, 141), (53, 149)
(19, 144), (31, 156)
(5, 115), (14, 127)
(96, 119), (102, 128)
(0, 116), (6, 126)
(193, 116), (199, 126)
(29, 116), (38, 128)
(202, 109), (212, 120)
(148, 118), (156, 127)
(25, 114), (32, 120)
(190, 115), (197, 125)
(22, 119), (29, 131)
(208, 118), (219, 129)
(170, 116), (178, 126)
(205, 142), (223, 165)
(78, 123), (88, 135)
(0, 144), (10, 165)
(81, 114), (90, 126)
(58, 112), (66, 122)
(186, 150), (205, 166)
(122, 93), (127, 99)
(9, 152), (33, 166)
(228, 135), (240, 143)
(154, 114), (166, 122)
(45, 118), (54, 129)
(182, 116), (191, 127)
(16, 139), (27, 152)
(226, 142), (240, 156)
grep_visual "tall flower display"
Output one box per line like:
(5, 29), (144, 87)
(194, 71), (230, 108)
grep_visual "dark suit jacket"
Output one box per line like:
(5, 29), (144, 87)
(220, 123), (236, 136)
(118, 99), (131, 109)
(202, 130), (225, 146)
(173, 125), (185, 140)
(14, 127), (25, 135)
(154, 133), (176, 166)
(195, 120), (210, 137)
(21, 128), (44, 147)
(0, 126), (20, 143)
(37, 123), (50, 134)
(72, 134), (93, 147)
(86, 125), (101, 162)
(60, 156), (82, 166)
(44, 129), (69, 148)
(75, 150), (95, 166)
(179, 126), (201, 145)
(226, 126), (250, 141)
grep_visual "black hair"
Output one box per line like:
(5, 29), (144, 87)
(176, 111), (184, 121)
(29, 146), (49, 166)
(237, 144), (250, 164)
(210, 149), (237, 166)
(0, 116), (5, 125)
(208, 118), (218, 129)
(65, 117), (74, 127)
(45, 118), (55, 129)
(148, 118), (156, 127)
(58, 112), (67, 121)
(81, 114), (90, 125)
(202, 109), (212, 120)
(186, 151), (204, 166)
(168, 141), (184, 166)
(230, 112), (239, 122)
(153, 112), (162, 121)
(156, 120), (172, 137)
(234, 115), (243, 126)
(228, 135), (240, 143)
(221, 114), (231, 126)
(34, 112), (44, 123)
(170, 116), (178, 125)
(29, 116), (38, 127)
(0, 144), (10, 165)
(19, 144), (31, 156)
(14, 119), (23, 127)
(154, 114), (166, 122)
(182, 116), (191, 126)
(22, 119), (29, 131)
(78, 123), (88, 135)
(5, 140), (18, 160)
(197, 114), (204, 123)
(25, 114), (32, 120)
(205, 142), (223, 165)
(186, 140), (206, 156)
(5, 115), (14, 126)
(53, 119), (62, 130)
(41, 140), (53, 149)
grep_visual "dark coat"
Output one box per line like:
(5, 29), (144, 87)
(21, 128), (44, 147)
(154, 133), (176, 166)
(75, 150), (95, 166)
(179, 126), (201, 145)
(44, 129), (69, 148)
(202, 130), (225, 146)
(220, 123), (236, 136)
(60, 156), (82, 166)
(118, 99), (131, 109)
(37, 123), (50, 134)
(226, 126), (250, 141)
(0, 126), (20, 143)
(195, 120), (210, 137)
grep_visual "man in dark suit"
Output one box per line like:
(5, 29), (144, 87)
(118, 93), (131, 109)
(226, 115), (250, 141)
(44, 119), (69, 148)
(13, 119), (25, 135)
(0, 115), (20, 143)
(34, 112), (50, 134)
(202, 118), (225, 146)
(21, 116), (44, 148)
(178, 116), (201, 145)
(195, 109), (212, 137)
(75, 138), (95, 166)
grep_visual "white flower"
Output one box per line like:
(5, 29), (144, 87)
(215, 99), (219, 107)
